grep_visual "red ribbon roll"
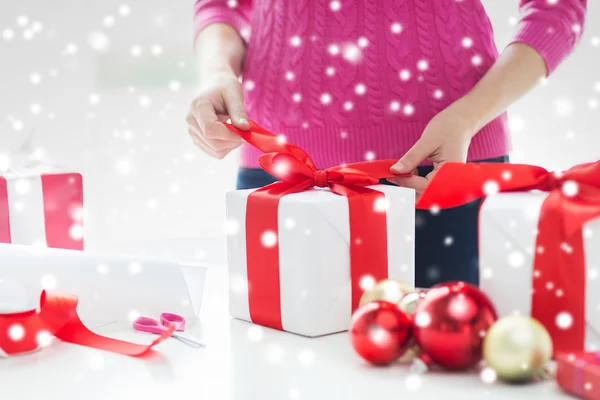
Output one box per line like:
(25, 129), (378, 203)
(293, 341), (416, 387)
(225, 121), (409, 331)
(0, 291), (173, 357)
(416, 161), (600, 353)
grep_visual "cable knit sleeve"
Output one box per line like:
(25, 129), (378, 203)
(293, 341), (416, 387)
(510, 0), (586, 75)
(194, 0), (253, 42)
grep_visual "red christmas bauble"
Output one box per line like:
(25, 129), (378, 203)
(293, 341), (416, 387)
(349, 301), (412, 365)
(413, 281), (497, 370)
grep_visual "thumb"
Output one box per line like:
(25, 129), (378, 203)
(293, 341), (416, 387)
(391, 138), (433, 174)
(223, 86), (250, 130)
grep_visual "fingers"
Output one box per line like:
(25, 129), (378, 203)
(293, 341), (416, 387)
(391, 138), (435, 174)
(222, 84), (250, 130)
(192, 99), (242, 142)
(186, 109), (239, 159)
(387, 175), (429, 197)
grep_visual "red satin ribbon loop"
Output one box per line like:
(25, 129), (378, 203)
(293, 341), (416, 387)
(417, 160), (600, 354)
(314, 170), (329, 188)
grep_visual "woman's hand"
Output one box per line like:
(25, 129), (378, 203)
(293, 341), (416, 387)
(187, 23), (249, 159)
(388, 101), (477, 199)
(186, 70), (249, 159)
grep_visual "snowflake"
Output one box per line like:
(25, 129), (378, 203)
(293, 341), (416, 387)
(472, 55), (483, 66)
(87, 352), (105, 370)
(589, 268), (598, 279)
(340, 130), (348, 138)
(594, 82), (600, 93)
(289, 388), (301, 399)
(139, 96), (151, 107)
(359, 275), (375, 291)
(508, 16), (517, 26)
(104, 15), (116, 27)
(390, 101), (401, 112)
(481, 267), (493, 279)
(151, 44), (163, 56)
(15, 179), (31, 194)
(285, 71), (295, 81)
(12, 120), (24, 131)
(391, 22), (403, 34)
(572, 24), (582, 33)
(228, 0), (238, 7)
(403, 104), (415, 116)
(585, 382), (593, 391)
(265, 344), (284, 364)
(302, 122), (309, 129)
(546, 281), (554, 290)
(480, 367), (497, 384)
(328, 44), (340, 55)
(320, 93), (332, 105)
(88, 31), (110, 52)
(589, 99), (598, 109)
(355, 83), (367, 95)
(592, 36), (600, 47)
(415, 311), (431, 328)
(168, 80), (181, 91)
(17, 15), (29, 27)
(88, 93), (101, 105)
(556, 289), (564, 297)
(365, 151), (375, 161)
(508, 251), (524, 268)
(244, 80), (255, 91)
(246, 326), (263, 342)
(118, 4), (131, 17)
(554, 98), (573, 117)
(2, 28), (14, 41)
(483, 180), (499, 195)
(444, 236), (454, 246)
(561, 242), (573, 254)
(284, 218), (296, 229)
(97, 264), (109, 275)
(374, 197), (389, 212)
(343, 44), (362, 63)
(290, 36), (302, 47)
(399, 69), (411, 81)
(298, 349), (315, 366)
(261, 231), (278, 248)
(31, 21), (43, 32)
(23, 30), (34, 40)
(64, 43), (78, 55)
(343, 101), (353, 111)
(502, 170), (512, 181)
(561, 180), (578, 197)
(128, 262), (142, 274)
(146, 198), (158, 209)
(357, 37), (368, 48)
(37, 331), (53, 348)
(556, 312), (573, 330)
(462, 37), (473, 48)
(30, 73), (42, 85)
(130, 45), (143, 57)
(69, 224), (84, 240)
(433, 89), (444, 99)
(8, 324), (25, 341)
(417, 60), (429, 71)
(430, 205), (441, 215)
(405, 374), (422, 392)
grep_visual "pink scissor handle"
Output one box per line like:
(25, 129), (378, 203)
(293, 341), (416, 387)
(133, 316), (170, 335)
(160, 313), (186, 332)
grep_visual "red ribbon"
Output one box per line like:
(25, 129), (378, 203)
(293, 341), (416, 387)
(0, 291), (173, 357)
(417, 161), (600, 353)
(225, 121), (407, 330)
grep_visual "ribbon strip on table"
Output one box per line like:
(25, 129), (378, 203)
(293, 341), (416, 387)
(0, 291), (174, 357)
(225, 121), (409, 331)
(416, 161), (600, 353)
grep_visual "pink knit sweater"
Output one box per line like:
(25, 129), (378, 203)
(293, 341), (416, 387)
(194, 0), (586, 169)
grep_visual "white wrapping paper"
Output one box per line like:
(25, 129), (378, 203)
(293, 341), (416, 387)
(227, 185), (415, 337)
(479, 192), (600, 349)
(0, 244), (208, 327)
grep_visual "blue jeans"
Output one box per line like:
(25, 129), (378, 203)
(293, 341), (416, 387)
(237, 156), (509, 288)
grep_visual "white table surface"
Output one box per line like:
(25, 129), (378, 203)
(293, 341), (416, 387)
(0, 239), (575, 400)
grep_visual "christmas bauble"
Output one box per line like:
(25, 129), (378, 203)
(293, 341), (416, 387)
(349, 301), (412, 365)
(483, 316), (552, 382)
(398, 290), (427, 316)
(413, 281), (497, 370)
(359, 279), (413, 307)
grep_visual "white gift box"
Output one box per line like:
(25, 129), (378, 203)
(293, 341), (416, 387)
(479, 192), (600, 349)
(0, 172), (84, 250)
(226, 185), (415, 337)
(0, 243), (207, 327)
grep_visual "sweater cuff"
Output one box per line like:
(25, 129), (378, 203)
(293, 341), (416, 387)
(510, 19), (575, 76)
(194, 8), (251, 43)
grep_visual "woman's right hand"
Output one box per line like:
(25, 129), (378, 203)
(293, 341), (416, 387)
(186, 70), (250, 159)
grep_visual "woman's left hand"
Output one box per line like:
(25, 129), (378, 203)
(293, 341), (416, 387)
(387, 101), (478, 199)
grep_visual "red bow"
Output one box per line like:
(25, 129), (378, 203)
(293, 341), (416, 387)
(225, 121), (406, 330)
(417, 161), (600, 353)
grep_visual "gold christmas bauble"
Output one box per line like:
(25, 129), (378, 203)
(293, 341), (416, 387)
(483, 316), (553, 382)
(397, 290), (427, 316)
(359, 279), (413, 307)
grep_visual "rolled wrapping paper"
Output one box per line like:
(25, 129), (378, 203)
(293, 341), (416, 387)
(0, 291), (174, 357)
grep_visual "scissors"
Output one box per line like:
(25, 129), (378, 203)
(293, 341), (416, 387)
(132, 313), (205, 348)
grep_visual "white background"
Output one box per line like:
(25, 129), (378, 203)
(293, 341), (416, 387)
(0, 0), (598, 258)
